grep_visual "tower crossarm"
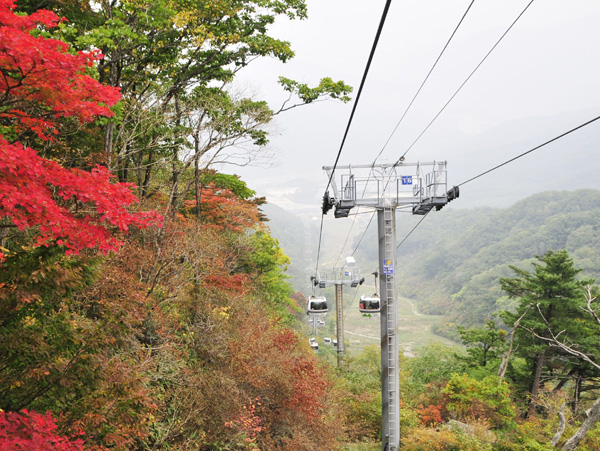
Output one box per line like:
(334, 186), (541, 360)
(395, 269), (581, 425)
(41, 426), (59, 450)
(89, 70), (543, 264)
(323, 161), (458, 216)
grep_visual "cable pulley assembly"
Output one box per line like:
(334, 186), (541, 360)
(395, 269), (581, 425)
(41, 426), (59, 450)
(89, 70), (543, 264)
(322, 191), (335, 215)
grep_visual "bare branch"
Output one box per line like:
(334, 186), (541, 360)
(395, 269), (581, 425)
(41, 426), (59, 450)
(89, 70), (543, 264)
(527, 303), (600, 371)
(498, 304), (532, 382)
(580, 285), (600, 327)
(551, 402), (566, 447)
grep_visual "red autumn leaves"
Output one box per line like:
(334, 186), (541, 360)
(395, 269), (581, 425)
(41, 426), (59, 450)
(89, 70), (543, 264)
(0, 0), (160, 260)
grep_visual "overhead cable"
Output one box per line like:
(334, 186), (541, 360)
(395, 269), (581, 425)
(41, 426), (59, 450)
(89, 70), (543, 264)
(375, 0), (476, 163)
(315, 0), (392, 275)
(340, 0), (476, 263)
(459, 114), (600, 187)
(352, 211), (376, 256)
(344, 289), (360, 321)
(396, 0), (535, 163)
(324, 0), (393, 194)
(312, 214), (325, 278)
(387, 112), (600, 263)
(333, 208), (361, 268)
(396, 210), (431, 249)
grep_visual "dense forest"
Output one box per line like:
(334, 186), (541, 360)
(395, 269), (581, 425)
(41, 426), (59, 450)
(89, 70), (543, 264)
(0, 0), (353, 448)
(2, 0), (600, 449)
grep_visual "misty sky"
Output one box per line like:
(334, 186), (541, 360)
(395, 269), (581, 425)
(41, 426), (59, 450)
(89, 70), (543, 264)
(230, 0), (600, 211)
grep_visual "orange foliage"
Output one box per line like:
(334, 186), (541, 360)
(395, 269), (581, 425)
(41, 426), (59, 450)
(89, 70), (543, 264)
(182, 184), (260, 232)
(417, 404), (444, 427)
(1, 174), (347, 450)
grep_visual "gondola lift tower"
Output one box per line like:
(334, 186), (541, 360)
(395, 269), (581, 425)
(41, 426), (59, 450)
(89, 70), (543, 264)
(312, 257), (364, 366)
(322, 161), (458, 451)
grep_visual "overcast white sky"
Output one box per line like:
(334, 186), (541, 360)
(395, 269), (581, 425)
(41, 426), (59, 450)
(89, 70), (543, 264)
(231, 0), (600, 211)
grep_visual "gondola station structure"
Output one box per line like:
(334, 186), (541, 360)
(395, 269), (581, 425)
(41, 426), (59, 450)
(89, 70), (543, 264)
(321, 161), (458, 451)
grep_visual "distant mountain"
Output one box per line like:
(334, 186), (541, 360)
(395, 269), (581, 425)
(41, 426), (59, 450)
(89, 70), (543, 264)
(353, 189), (600, 336)
(262, 178), (600, 336)
(261, 202), (313, 292)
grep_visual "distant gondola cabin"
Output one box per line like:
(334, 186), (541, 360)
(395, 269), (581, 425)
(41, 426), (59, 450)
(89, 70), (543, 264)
(307, 295), (328, 314)
(359, 294), (381, 313)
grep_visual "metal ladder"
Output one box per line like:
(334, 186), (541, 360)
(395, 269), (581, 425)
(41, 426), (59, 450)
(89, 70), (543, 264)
(383, 206), (398, 450)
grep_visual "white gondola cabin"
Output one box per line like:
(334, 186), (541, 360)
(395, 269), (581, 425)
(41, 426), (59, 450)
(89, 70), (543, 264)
(307, 295), (328, 314)
(359, 294), (381, 313)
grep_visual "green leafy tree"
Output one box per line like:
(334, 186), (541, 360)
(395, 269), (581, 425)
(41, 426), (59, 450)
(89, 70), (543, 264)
(499, 250), (594, 414)
(528, 285), (600, 450)
(339, 345), (382, 441)
(236, 229), (296, 322)
(443, 373), (516, 428)
(457, 320), (507, 369)
(405, 341), (467, 387)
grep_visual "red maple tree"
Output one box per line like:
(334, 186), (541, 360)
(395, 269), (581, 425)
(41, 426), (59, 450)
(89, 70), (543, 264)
(0, 410), (85, 450)
(0, 0), (160, 259)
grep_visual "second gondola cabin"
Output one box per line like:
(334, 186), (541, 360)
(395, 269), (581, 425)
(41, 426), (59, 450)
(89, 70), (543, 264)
(307, 295), (328, 314)
(359, 294), (381, 313)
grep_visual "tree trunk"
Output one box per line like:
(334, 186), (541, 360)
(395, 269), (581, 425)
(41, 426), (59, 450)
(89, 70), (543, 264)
(529, 352), (546, 416)
(551, 403), (566, 447)
(105, 122), (114, 166)
(570, 375), (583, 414)
(553, 369), (577, 393)
(562, 396), (600, 450)
(142, 149), (154, 198)
(194, 136), (201, 223)
(499, 306), (531, 383)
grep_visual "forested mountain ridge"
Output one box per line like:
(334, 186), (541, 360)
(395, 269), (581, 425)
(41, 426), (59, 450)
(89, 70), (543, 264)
(265, 189), (600, 334)
(260, 202), (311, 291)
(382, 189), (600, 334)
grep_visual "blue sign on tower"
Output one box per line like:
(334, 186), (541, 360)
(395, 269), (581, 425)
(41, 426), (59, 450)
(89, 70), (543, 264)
(382, 258), (394, 275)
(401, 176), (412, 185)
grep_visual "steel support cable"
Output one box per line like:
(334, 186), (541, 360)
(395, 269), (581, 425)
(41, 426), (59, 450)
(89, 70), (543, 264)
(333, 207), (361, 268)
(358, 0), (534, 268)
(339, 115), (600, 352)
(312, 214), (325, 278)
(458, 114), (600, 187)
(361, 114), (600, 276)
(351, 203), (427, 287)
(324, 0), (393, 194)
(330, 0), (474, 268)
(342, 1), (475, 264)
(375, 0), (477, 163)
(338, 109), (600, 324)
(350, 202), (415, 257)
(359, 211), (433, 286)
(395, 0), (535, 164)
(396, 210), (431, 249)
(316, 0), (392, 277)
(372, 113), (600, 290)
(344, 289), (360, 321)
(352, 211), (376, 256)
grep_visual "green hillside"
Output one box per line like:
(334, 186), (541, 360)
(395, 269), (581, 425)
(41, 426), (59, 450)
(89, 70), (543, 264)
(353, 189), (600, 336)
(261, 203), (310, 290)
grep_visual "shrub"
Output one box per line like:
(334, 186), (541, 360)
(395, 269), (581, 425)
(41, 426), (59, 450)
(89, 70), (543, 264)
(443, 374), (515, 429)
(0, 410), (85, 450)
